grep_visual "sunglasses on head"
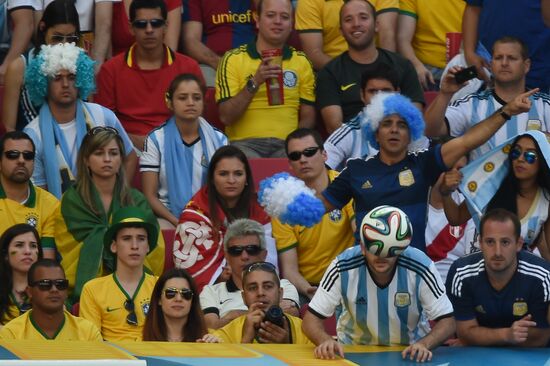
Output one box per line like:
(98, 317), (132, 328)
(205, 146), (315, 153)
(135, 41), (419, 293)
(51, 34), (79, 43)
(243, 261), (277, 274)
(124, 299), (138, 326)
(4, 150), (35, 161)
(227, 244), (262, 257)
(30, 279), (69, 291)
(287, 147), (320, 161)
(132, 19), (166, 29)
(164, 287), (193, 300)
(510, 147), (538, 164)
(87, 126), (119, 137)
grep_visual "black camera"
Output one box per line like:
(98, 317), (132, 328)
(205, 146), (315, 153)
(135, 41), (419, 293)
(264, 305), (285, 328)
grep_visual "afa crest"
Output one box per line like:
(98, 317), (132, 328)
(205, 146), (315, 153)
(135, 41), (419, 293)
(394, 292), (411, 307)
(483, 162), (494, 172)
(467, 181), (477, 192)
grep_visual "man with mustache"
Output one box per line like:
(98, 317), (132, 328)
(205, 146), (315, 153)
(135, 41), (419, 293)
(446, 208), (550, 347)
(0, 131), (58, 254)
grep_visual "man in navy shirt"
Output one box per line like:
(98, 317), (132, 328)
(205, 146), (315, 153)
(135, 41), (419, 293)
(446, 209), (550, 347)
(319, 90), (537, 252)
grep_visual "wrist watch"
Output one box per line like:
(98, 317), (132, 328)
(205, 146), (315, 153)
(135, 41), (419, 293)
(246, 78), (259, 94)
(498, 107), (512, 121)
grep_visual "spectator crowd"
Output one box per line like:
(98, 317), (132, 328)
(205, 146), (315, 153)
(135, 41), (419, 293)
(0, 0), (549, 361)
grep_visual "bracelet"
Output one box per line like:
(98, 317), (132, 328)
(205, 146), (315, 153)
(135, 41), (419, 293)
(498, 107), (512, 121)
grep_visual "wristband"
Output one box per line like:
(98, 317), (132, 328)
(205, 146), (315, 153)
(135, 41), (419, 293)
(498, 107), (512, 121)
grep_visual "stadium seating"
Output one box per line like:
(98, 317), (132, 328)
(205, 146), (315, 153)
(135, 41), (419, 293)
(248, 158), (292, 191)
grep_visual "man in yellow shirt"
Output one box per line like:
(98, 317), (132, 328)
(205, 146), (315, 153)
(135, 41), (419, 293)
(216, 0), (315, 158)
(0, 131), (58, 253)
(214, 261), (312, 344)
(273, 128), (355, 304)
(0, 259), (102, 340)
(79, 207), (158, 341)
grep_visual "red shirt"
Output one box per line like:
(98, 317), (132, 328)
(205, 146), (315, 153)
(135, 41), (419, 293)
(95, 45), (203, 136)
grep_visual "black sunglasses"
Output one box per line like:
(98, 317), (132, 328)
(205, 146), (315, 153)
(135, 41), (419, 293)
(510, 147), (538, 164)
(87, 126), (119, 136)
(287, 146), (320, 161)
(124, 299), (138, 326)
(4, 150), (35, 161)
(227, 245), (262, 257)
(164, 287), (193, 300)
(132, 19), (166, 29)
(30, 279), (69, 291)
(51, 34), (80, 43)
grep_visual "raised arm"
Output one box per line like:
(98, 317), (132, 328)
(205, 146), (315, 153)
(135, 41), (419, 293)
(424, 66), (465, 137)
(440, 89), (539, 168)
(439, 169), (472, 225)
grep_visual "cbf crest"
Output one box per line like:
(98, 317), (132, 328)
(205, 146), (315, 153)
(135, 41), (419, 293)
(328, 209), (343, 222)
(26, 213), (38, 227)
(141, 300), (150, 316)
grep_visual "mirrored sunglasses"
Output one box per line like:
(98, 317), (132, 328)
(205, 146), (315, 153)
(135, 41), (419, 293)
(287, 146), (320, 161)
(227, 245), (262, 257)
(30, 279), (69, 291)
(132, 19), (166, 29)
(87, 126), (119, 136)
(4, 150), (35, 161)
(164, 287), (193, 300)
(510, 147), (538, 164)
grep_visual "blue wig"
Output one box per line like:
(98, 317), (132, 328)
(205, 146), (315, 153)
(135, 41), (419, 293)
(361, 93), (425, 150)
(24, 43), (96, 106)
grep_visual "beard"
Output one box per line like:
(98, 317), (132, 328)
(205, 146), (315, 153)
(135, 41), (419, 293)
(8, 168), (30, 184)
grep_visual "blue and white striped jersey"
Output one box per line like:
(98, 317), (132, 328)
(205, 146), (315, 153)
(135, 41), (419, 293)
(309, 246), (453, 345)
(446, 89), (550, 161)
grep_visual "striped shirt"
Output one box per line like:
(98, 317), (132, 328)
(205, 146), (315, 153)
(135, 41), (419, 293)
(309, 246), (453, 345)
(446, 89), (550, 161)
(446, 250), (550, 328)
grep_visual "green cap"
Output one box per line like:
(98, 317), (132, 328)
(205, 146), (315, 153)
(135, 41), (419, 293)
(104, 206), (158, 252)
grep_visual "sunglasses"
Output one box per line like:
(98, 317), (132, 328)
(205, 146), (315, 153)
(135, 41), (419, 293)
(4, 150), (35, 161)
(19, 302), (31, 315)
(87, 126), (119, 136)
(124, 299), (138, 326)
(29, 279), (69, 291)
(243, 261), (277, 273)
(227, 245), (262, 257)
(132, 19), (166, 29)
(164, 287), (193, 300)
(510, 147), (538, 164)
(287, 147), (320, 161)
(51, 34), (80, 43)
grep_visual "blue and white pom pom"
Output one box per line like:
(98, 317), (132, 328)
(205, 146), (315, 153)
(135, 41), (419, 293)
(258, 173), (325, 227)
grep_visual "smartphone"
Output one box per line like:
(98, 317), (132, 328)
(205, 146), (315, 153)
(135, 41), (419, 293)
(454, 66), (478, 84)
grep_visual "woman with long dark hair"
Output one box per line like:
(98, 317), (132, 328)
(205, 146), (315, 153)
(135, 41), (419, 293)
(0, 224), (42, 325)
(2, 0), (80, 131)
(442, 131), (550, 260)
(143, 268), (218, 342)
(54, 127), (164, 304)
(173, 145), (278, 291)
